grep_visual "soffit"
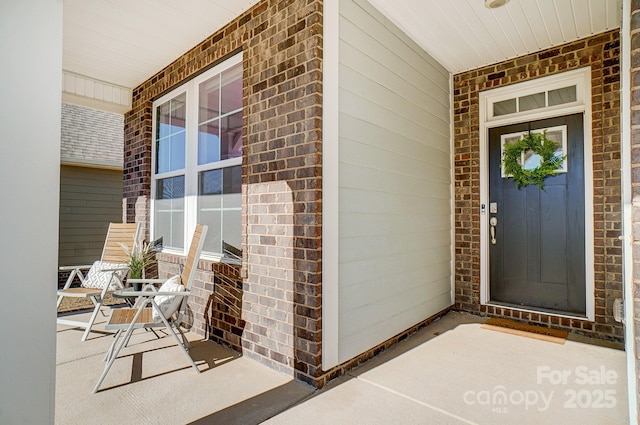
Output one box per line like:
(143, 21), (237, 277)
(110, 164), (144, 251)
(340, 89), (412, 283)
(63, 0), (622, 92)
(63, 0), (261, 89)
(367, 0), (621, 74)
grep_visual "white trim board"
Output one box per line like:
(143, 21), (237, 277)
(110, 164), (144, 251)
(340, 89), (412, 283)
(478, 67), (595, 321)
(322, 0), (340, 371)
(620, 0), (637, 421)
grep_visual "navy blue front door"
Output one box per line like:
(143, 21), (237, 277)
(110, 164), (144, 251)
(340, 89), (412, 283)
(488, 114), (586, 315)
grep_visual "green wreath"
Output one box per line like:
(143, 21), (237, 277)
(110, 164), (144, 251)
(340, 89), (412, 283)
(501, 131), (565, 190)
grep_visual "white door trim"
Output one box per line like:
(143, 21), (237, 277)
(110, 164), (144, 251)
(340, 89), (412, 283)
(478, 67), (595, 321)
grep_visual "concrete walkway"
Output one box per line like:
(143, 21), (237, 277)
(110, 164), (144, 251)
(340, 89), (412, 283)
(266, 313), (628, 425)
(56, 311), (314, 424)
(56, 311), (628, 424)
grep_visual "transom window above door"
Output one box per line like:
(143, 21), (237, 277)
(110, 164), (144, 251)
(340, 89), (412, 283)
(493, 85), (577, 117)
(482, 67), (589, 124)
(152, 53), (243, 262)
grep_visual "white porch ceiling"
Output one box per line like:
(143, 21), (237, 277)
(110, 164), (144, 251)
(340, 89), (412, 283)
(63, 0), (622, 93)
(367, 0), (622, 75)
(63, 0), (261, 89)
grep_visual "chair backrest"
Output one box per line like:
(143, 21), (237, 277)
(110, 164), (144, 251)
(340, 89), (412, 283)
(180, 224), (207, 290)
(101, 223), (141, 263)
(169, 225), (207, 324)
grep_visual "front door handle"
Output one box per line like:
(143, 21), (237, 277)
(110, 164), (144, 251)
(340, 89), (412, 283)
(490, 217), (498, 245)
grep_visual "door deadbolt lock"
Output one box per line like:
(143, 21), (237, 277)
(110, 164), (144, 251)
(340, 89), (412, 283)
(490, 217), (498, 245)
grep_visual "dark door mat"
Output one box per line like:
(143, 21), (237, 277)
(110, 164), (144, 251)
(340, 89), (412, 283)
(481, 318), (568, 344)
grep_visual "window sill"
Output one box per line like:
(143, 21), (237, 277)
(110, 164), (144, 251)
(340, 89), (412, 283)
(156, 249), (242, 267)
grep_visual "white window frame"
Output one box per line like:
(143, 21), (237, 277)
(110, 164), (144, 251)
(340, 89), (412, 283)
(485, 71), (586, 122)
(151, 52), (243, 261)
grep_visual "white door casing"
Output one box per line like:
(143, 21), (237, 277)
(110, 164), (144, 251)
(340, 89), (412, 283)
(478, 67), (594, 321)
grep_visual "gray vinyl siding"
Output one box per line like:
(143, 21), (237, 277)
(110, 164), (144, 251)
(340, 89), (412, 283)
(58, 165), (123, 266)
(337, 0), (452, 363)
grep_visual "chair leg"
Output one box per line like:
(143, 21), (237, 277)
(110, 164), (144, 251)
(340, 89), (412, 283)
(94, 308), (146, 393)
(154, 304), (200, 374)
(176, 325), (192, 350)
(81, 298), (103, 342)
(104, 329), (124, 362)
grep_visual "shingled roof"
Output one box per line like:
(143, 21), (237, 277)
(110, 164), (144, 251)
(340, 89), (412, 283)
(61, 103), (123, 169)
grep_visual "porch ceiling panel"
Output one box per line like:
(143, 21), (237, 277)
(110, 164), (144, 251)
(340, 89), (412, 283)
(366, 0), (621, 74)
(63, 0), (261, 89)
(63, 0), (621, 94)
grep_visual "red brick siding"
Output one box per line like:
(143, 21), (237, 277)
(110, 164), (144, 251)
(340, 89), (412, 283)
(156, 253), (245, 352)
(453, 30), (623, 341)
(123, 0), (323, 386)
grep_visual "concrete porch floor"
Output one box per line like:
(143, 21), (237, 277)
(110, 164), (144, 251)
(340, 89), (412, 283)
(56, 310), (629, 424)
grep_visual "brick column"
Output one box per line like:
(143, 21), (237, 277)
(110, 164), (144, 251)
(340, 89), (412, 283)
(123, 103), (152, 241)
(122, 0), (324, 387)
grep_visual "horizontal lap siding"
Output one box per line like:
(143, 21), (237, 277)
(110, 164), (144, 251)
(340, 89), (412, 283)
(59, 165), (123, 266)
(337, 0), (452, 362)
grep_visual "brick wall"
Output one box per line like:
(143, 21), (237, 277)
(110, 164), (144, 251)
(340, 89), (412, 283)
(123, 0), (324, 386)
(156, 254), (245, 352)
(630, 0), (640, 418)
(453, 30), (623, 341)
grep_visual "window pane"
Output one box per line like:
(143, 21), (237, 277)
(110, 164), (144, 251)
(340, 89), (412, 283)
(221, 112), (243, 160)
(222, 166), (242, 208)
(154, 206), (184, 250)
(548, 86), (577, 106)
(544, 128), (567, 172)
(522, 149), (541, 170)
(494, 98), (516, 116)
(222, 210), (241, 260)
(198, 121), (220, 165)
(198, 165), (242, 257)
(157, 102), (171, 139)
(170, 133), (185, 170)
(519, 92), (545, 112)
(200, 168), (222, 195)
(221, 63), (243, 114)
(201, 210), (222, 254)
(500, 134), (523, 178)
(156, 93), (186, 174)
(199, 169), (222, 254)
(157, 175), (185, 199)
(199, 76), (220, 123)
(170, 93), (186, 131)
(156, 138), (170, 173)
(157, 133), (185, 173)
(155, 176), (185, 249)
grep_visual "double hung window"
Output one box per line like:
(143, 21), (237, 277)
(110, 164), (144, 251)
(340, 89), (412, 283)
(152, 53), (243, 261)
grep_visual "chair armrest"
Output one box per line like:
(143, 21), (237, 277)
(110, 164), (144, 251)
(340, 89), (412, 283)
(59, 265), (92, 271)
(116, 289), (191, 298)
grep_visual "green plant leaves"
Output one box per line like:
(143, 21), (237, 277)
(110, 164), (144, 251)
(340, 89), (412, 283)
(501, 131), (566, 190)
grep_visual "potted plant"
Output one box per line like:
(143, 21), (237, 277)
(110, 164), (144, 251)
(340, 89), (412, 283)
(120, 237), (162, 290)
